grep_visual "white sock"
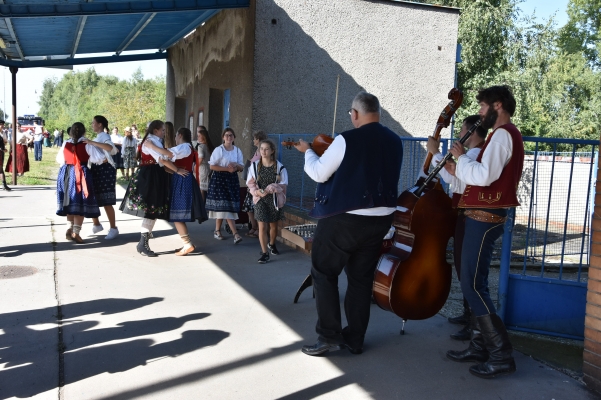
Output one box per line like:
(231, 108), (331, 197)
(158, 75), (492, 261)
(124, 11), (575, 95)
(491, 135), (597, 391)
(141, 218), (156, 233)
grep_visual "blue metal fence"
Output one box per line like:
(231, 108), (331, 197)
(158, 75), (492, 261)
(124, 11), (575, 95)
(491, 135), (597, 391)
(270, 133), (598, 339)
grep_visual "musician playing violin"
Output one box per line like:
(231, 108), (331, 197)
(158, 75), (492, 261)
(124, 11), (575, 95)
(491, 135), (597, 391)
(293, 91), (403, 356)
(445, 85), (524, 379)
(426, 115), (487, 342)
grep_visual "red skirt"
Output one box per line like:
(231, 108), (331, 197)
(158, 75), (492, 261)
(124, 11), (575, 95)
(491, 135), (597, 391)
(5, 144), (30, 174)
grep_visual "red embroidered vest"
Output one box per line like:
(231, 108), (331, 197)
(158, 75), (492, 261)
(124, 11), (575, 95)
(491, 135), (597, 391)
(174, 153), (194, 172)
(64, 142), (90, 164)
(458, 124), (524, 209)
(139, 144), (157, 166)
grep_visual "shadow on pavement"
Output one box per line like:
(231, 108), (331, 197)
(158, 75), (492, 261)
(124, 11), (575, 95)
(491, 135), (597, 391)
(0, 298), (229, 399)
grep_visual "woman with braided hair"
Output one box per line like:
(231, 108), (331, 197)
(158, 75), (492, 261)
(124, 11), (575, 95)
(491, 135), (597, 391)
(56, 122), (105, 243)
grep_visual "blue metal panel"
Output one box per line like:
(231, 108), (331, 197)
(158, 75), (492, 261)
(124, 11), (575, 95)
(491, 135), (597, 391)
(0, 0), (250, 18)
(0, 51), (167, 67)
(77, 14), (147, 54)
(505, 274), (587, 339)
(11, 16), (81, 56)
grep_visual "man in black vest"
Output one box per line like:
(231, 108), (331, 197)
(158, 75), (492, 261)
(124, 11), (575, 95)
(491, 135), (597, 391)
(294, 91), (403, 356)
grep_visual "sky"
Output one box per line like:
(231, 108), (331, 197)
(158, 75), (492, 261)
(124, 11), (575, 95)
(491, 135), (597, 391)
(0, 0), (570, 120)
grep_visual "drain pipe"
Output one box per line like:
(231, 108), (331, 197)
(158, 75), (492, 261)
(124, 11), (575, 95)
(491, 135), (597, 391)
(10, 66), (17, 185)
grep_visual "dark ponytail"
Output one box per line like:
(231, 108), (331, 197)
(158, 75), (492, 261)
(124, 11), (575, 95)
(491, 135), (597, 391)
(70, 122), (86, 142)
(137, 120), (164, 161)
(93, 115), (109, 133)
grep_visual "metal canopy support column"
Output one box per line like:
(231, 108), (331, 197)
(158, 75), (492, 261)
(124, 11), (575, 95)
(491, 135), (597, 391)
(9, 66), (16, 185)
(116, 12), (156, 54)
(71, 16), (87, 57)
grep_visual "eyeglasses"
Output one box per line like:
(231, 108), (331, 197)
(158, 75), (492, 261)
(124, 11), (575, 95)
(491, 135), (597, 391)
(224, 134), (234, 138)
(348, 108), (357, 116)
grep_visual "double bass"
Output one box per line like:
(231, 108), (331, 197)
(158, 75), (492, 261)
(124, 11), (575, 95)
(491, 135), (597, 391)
(372, 88), (463, 333)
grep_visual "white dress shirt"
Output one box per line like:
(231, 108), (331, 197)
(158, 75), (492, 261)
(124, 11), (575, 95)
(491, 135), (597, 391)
(303, 135), (395, 216)
(431, 147), (482, 195)
(456, 128), (513, 187)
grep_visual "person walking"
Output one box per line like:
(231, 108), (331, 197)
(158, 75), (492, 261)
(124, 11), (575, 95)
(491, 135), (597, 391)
(246, 139), (288, 263)
(33, 128), (44, 161)
(110, 127), (125, 178)
(205, 127), (244, 244)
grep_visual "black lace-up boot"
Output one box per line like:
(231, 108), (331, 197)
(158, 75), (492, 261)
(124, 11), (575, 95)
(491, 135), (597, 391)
(137, 233), (157, 257)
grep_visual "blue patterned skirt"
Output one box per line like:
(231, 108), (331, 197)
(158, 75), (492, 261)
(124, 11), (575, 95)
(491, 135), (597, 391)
(205, 171), (240, 213)
(91, 162), (116, 206)
(169, 173), (208, 223)
(56, 164), (101, 218)
(119, 164), (170, 220)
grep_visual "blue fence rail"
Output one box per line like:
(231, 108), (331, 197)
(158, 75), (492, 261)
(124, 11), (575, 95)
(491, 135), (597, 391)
(271, 133), (598, 339)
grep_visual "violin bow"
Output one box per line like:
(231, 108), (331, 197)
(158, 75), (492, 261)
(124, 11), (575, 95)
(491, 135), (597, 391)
(332, 74), (340, 137)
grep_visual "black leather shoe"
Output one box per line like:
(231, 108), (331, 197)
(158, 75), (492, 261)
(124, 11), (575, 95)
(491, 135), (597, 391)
(301, 340), (343, 356)
(347, 346), (363, 355)
(450, 324), (472, 341)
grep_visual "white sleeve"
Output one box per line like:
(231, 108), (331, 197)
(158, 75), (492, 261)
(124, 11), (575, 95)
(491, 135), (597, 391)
(278, 162), (289, 185)
(87, 143), (107, 165)
(166, 144), (192, 161)
(303, 135), (345, 183)
(456, 129), (513, 187)
(142, 137), (166, 165)
(56, 142), (67, 165)
(246, 160), (257, 185)
(208, 146), (222, 166)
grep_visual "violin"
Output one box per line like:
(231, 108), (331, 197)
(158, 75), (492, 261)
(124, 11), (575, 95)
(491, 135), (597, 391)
(281, 134), (334, 157)
(372, 88), (463, 333)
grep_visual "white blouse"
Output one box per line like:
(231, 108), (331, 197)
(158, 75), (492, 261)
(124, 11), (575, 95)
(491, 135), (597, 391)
(209, 145), (243, 167)
(110, 133), (123, 145)
(93, 131), (117, 167)
(456, 128), (513, 187)
(431, 147), (481, 194)
(163, 143), (192, 161)
(56, 138), (106, 166)
(141, 134), (166, 165)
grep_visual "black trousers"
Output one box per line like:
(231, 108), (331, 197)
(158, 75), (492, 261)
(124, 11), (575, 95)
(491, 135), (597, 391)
(311, 212), (393, 349)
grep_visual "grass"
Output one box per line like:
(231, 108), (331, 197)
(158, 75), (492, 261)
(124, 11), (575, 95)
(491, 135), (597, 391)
(6, 146), (60, 185)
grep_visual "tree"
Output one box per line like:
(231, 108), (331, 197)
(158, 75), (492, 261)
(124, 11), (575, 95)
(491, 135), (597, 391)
(37, 68), (166, 136)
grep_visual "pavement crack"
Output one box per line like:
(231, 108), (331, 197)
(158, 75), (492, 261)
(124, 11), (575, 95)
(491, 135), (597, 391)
(49, 218), (65, 399)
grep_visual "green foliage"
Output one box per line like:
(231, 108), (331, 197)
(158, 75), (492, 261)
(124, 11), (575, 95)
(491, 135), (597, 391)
(419, 0), (600, 147)
(38, 67), (166, 136)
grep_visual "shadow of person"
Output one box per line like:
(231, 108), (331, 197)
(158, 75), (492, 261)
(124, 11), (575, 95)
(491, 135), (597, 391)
(0, 330), (229, 399)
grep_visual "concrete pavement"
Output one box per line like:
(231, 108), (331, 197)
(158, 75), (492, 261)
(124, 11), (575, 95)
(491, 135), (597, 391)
(0, 185), (597, 399)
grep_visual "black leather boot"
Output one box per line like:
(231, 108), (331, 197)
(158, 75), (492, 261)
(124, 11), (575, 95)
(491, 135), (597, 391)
(448, 298), (470, 325)
(446, 313), (489, 363)
(2, 180), (10, 191)
(469, 313), (516, 378)
(450, 323), (472, 341)
(137, 233), (157, 257)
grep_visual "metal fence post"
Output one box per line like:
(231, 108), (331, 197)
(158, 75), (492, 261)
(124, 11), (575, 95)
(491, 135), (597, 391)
(497, 207), (516, 322)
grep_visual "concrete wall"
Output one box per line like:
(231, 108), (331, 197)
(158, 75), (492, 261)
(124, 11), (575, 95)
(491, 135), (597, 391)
(252, 0), (460, 138)
(168, 5), (256, 157)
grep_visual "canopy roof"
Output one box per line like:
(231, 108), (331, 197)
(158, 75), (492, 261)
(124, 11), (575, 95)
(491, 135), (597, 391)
(0, 0), (250, 68)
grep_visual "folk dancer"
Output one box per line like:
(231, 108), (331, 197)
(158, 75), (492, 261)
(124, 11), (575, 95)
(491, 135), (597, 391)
(119, 120), (188, 257)
(143, 127), (208, 255)
(56, 122), (104, 243)
(445, 85), (524, 378)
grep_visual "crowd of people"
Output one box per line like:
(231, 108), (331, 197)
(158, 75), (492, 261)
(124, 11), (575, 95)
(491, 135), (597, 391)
(54, 116), (288, 263)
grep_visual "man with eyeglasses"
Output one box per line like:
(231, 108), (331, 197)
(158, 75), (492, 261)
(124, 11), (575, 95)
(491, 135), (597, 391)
(293, 91), (403, 356)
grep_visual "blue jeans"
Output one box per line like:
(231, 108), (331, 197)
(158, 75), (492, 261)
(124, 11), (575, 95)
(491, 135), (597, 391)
(460, 216), (505, 317)
(34, 141), (43, 161)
